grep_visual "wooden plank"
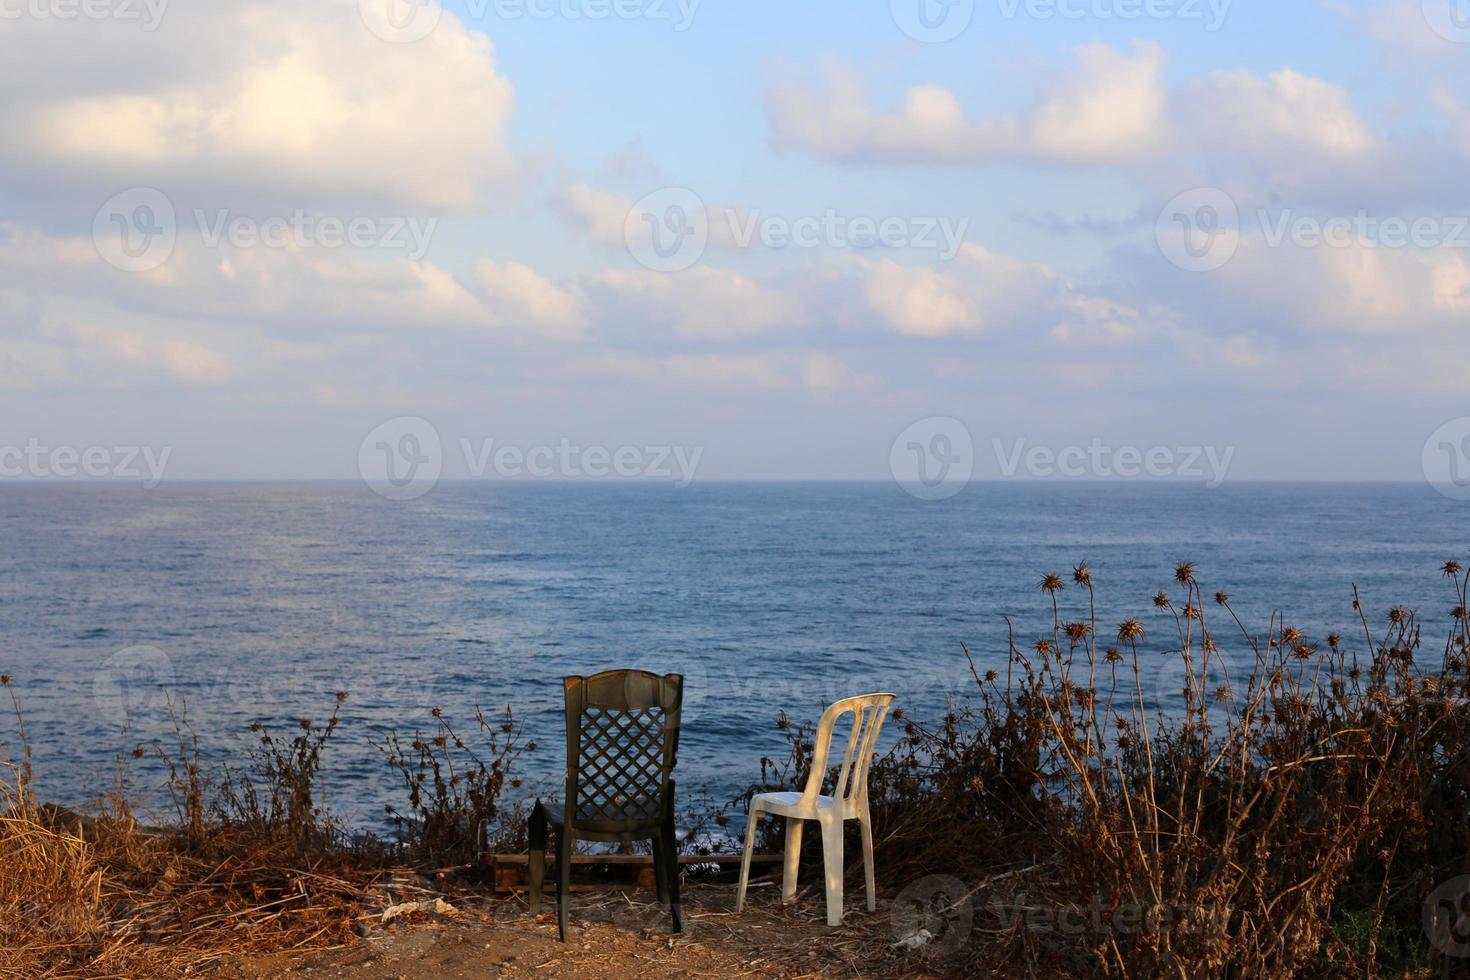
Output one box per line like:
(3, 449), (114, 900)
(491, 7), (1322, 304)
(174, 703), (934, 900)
(487, 853), (780, 867)
(483, 853), (783, 894)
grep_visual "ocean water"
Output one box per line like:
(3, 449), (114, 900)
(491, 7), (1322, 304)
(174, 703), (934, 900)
(1, 481), (1463, 829)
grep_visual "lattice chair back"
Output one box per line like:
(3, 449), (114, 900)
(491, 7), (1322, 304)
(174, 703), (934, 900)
(563, 670), (683, 835)
(799, 692), (894, 809)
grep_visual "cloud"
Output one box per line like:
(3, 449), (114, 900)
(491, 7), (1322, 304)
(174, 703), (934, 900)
(1, 2), (515, 212)
(1212, 232), (1470, 334)
(1192, 68), (1375, 156)
(767, 42), (1170, 165)
(559, 184), (633, 246)
(548, 351), (861, 394)
(589, 267), (802, 340)
(0, 223), (591, 344)
(1337, 0), (1465, 58)
(558, 183), (753, 251)
(825, 244), (1145, 345)
(1434, 91), (1470, 156)
(161, 341), (231, 384)
(767, 41), (1397, 196)
(471, 260), (589, 339)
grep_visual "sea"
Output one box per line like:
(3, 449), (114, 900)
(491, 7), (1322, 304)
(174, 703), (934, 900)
(1, 481), (1463, 830)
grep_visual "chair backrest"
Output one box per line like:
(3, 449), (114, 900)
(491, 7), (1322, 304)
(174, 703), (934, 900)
(798, 693), (896, 808)
(563, 670), (683, 833)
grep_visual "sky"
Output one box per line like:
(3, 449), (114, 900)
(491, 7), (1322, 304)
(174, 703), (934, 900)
(2, 0), (1470, 486)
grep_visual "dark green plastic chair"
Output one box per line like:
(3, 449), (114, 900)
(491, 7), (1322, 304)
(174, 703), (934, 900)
(528, 669), (683, 940)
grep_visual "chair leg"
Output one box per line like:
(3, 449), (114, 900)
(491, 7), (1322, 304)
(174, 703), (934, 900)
(819, 815), (844, 927)
(860, 809), (876, 912)
(661, 818), (682, 932)
(555, 824), (572, 941)
(781, 817), (804, 905)
(735, 807), (760, 912)
(528, 802), (547, 914)
(652, 835), (669, 908)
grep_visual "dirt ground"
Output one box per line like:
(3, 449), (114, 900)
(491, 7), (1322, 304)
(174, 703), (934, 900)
(222, 879), (946, 979)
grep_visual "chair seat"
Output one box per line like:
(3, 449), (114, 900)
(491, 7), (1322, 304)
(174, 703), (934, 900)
(751, 791), (857, 819)
(535, 799), (666, 842)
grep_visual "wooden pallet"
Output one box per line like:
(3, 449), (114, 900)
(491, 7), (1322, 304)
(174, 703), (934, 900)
(482, 852), (782, 893)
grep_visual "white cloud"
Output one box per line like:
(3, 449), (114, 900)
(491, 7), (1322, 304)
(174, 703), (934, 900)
(1184, 67), (1377, 166)
(1434, 91), (1470, 156)
(161, 341), (231, 384)
(549, 351), (859, 394)
(471, 260), (589, 339)
(767, 42), (1170, 165)
(768, 42), (1389, 190)
(1215, 232), (1470, 334)
(2, 2), (515, 211)
(559, 184), (634, 246)
(833, 243), (1141, 343)
(589, 267), (801, 340)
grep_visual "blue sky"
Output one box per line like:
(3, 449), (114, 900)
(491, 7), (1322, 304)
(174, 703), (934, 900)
(1, 0), (1469, 485)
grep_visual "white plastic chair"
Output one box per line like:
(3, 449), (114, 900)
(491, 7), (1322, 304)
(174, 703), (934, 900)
(735, 693), (896, 926)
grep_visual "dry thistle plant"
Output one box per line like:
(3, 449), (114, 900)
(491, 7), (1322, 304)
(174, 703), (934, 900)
(748, 555), (1470, 977)
(377, 703), (533, 865)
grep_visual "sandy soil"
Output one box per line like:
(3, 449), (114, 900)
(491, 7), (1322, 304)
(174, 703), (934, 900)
(221, 880), (940, 979)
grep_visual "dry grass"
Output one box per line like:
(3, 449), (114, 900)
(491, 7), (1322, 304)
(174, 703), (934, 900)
(0, 760), (378, 978)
